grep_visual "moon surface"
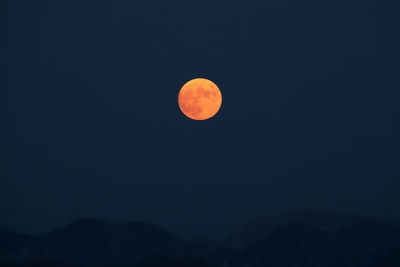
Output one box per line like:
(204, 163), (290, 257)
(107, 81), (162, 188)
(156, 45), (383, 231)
(178, 78), (222, 120)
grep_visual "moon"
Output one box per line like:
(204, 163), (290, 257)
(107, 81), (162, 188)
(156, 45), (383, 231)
(178, 78), (222, 120)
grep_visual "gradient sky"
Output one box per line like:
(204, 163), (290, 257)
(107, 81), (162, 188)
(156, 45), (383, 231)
(1, 0), (400, 239)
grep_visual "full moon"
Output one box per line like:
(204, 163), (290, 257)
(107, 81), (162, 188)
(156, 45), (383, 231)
(178, 78), (222, 120)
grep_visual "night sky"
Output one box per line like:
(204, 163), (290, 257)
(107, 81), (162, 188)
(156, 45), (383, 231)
(1, 0), (400, 239)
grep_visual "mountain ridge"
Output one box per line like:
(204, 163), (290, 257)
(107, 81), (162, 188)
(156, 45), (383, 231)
(1, 210), (400, 266)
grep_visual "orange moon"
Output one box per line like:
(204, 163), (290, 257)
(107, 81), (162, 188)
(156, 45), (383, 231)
(178, 78), (222, 120)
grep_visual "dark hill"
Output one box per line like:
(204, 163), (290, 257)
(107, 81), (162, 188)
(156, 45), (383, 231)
(1, 211), (400, 266)
(0, 230), (34, 265)
(34, 218), (186, 266)
(227, 210), (378, 249)
(0, 218), (226, 266)
(135, 255), (221, 267)
(228, 210), (400, 267)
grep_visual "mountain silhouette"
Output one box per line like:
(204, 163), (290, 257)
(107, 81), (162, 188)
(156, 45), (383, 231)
(34, 218), (187, 266)
(227, 210), (380, 249)
(228, 210), (400, 267)
(0, 218), (227, 266)
(135, 255), (221, 267)
(1, 211), (400, 266)
(0, 230), (35, 265)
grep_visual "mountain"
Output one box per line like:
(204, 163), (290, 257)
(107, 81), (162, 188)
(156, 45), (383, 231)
(33, 218), (187, 266)
(135, 255), (221, 267)
(227, 210), (378, 249)
(0, 230), (34, 265)
(228, 210), (400, 267)
(0, 218), (226, 266)
(1, 211), (400, 266)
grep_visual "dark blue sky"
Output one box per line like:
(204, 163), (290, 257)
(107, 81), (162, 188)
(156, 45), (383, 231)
(1, 0), (400, 239)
